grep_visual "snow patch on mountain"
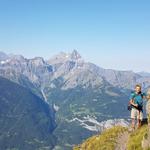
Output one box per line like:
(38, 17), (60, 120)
(0, 58), (11, 65)
(41, 89), (48, 102)
(53, 104), (60, 112)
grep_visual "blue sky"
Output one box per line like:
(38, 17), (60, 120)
(0, 0), (150, 72)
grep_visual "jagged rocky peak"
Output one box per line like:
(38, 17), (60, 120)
(30, 57), (45, 66)
(58, 50), (82, 60)
(0, 51), (26, 62)
(0, 54), (26, 65)
(10, 54), (25, 61)
(48, 50), (82, 65)
(70, 49), (82, 60)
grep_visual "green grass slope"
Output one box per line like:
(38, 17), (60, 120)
(74, 123), (150, 150)
(73, 126), (127, 150)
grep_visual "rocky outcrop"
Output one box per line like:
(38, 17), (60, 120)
(142, 89), (150, 150)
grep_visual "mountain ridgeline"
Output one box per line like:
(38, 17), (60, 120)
(0, 50), (150, 150)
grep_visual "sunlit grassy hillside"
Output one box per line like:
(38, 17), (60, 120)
(73, 126), (127, 150)
(74, 124), (150, 150)
(127, 125), (149, 150)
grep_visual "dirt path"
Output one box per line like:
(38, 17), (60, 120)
(115, 131), (129, 150)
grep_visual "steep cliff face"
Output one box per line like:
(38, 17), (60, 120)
(0, 77), (56, 150)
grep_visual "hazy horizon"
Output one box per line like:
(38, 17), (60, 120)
(0, 0), (150, 72)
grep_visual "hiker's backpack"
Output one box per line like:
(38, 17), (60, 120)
(127, 102), (132, 111)
(127, 91), (144, 111)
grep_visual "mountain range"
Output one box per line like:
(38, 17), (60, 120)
(0, 50), (150, 150)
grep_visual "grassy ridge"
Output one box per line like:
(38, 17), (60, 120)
(127, 125), (148, 150)
(73, 124), (150, 150)
(73, 126), (127, 150)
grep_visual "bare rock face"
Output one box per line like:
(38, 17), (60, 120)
(70, 49), (82, 60)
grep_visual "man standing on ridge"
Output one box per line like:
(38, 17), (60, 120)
(129, 84), (146, 130)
